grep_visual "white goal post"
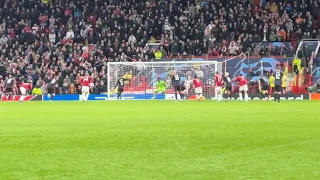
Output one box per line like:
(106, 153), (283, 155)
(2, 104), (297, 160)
(107, 61), (223, 100)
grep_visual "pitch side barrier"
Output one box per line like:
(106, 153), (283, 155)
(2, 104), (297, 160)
(1, 94), (311, 101)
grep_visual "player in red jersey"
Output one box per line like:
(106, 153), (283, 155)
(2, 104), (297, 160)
(79, 72), (94, 102)
(19, 80), (33, 102)
(214, 72), (224, 101)
(232, 74), (248, 101)
(192, 75), (203, 101)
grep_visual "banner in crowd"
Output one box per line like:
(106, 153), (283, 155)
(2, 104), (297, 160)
(148, 42), (292, 52)
(1, 95), (42, 101)
(164, 57), (320, 83)
(164, 57), (293, 78)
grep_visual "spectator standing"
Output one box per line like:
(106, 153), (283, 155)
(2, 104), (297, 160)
(49, 30), (56, 44)
(66, 28), (75, 39)
(229, 41), (239, 56)
(128, 34), (137, 46)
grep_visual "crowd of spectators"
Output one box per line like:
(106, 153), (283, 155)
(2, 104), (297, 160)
(0, 0), (320, 95)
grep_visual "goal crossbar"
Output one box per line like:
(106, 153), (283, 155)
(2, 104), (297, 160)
(107, 61), (216, 65)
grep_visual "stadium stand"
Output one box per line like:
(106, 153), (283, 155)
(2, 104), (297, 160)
(0, 0), (319, 95)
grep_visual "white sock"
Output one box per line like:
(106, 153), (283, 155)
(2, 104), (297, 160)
(239, 93), (243, 100)
(245, 92), (248, 100)
(196, 94), (199, 100)
(82, 93), (85, 101)
(85, 94), (89, 101)
(20, 95), (24, 101)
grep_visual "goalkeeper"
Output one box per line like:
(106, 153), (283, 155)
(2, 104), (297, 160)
(152, 78), (167, 99)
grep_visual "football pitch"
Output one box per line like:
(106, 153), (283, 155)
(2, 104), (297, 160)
(0, 101), (319, 180)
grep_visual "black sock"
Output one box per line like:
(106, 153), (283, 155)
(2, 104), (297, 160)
(50, 95), (54, 100)
(274, 94), (277, 102)
(7, 95), (11, 101)
(175, 93), (178, 100)
(180, 93), (184, 100)
(117, 93), (121, 99)
(278, 94), (281, 103)
(223, 94), (227, 99)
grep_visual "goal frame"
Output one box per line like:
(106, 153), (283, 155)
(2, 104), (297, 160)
(107, 60), (220, 100)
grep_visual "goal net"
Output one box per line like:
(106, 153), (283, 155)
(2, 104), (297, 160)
(295, 39), (320, 65)
(107, 61), (222, 100)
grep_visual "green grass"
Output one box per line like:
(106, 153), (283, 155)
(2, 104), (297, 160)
(0, 101), (320, 180)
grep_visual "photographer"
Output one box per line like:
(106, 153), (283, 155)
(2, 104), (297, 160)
(307, 82), (320, 93)
(315, 83), (320, 93)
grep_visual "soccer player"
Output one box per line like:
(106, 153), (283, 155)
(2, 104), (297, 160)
(258, 75), (269, 101)
(123, 71), (133, 84)
(5, 74), (14, 101)
(233, 74), (248, 101)
(192, 75), (203, 101)
(282, 74), (287, 94)
(114, 76), (129, 99)
(152, 78), (167, 99)
(223, 72), (232, 101)
(214, 72), (223, 101)
(269, 73), (275, 99)
(180, 82), (187, 98)
(184, 79), (192, 96)
(47, 79), (56, 101)
(170, 70), (184, 101)
(79, 72), (94, 102)
(274, 67), (284, 103)
(19, 80), (33, 102)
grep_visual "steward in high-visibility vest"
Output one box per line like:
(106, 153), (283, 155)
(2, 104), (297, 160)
(154, 50), (162, 60)
(292, 58), (301, 75)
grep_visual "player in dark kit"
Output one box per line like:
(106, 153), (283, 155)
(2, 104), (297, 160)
(170, 70), (184, 101)
(5, 74), (14, 101)
(258, 75), (269, 101)
(47, 79), (56, 101)
(114, 76), (129, 99)
(274, 67), (284, 103)
(223, 72), (232, 101)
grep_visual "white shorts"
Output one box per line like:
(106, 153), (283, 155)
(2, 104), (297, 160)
(82, 86), (90, 93)
(20, 87), (26, 95)
(239, 85), (248, 92)
(216, 86), (222, 92)
(195, 87), (203, 94)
